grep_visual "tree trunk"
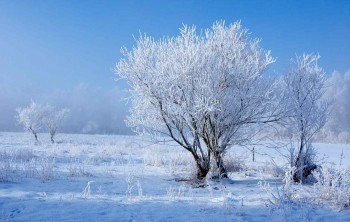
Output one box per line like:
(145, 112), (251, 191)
(293, 156), (302, 182)
(216, 158), (228, 179)
(50, 134), (55, 144)
(202, 134), (228, 179)
(293, 148), (317, 182)
(193, 155), (210, 180)
(293, 163), (317, 183)
(213, 151), (228, 179)
(30, 127), (38, 143)
(196, 163), (209, 179)
(293, 137), (305, 182)
(34, 132), (38, 143)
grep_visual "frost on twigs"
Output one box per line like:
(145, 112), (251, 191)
(16, 101), (46, 143)
(259, 179), (313, 222)
(16, 102), (69, 144)
(42, 106), (69, 144)
(81, 180), (94, 199)
(283, 54), (330, 183)
(312, 165), (350, 210)
(39, 156), (55, 182)
(116, 21), (280, 179)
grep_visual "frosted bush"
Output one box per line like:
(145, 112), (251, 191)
(23, 158), (38, 178)
(261, 164), (350, 220)
(222, 192), (236, 215)
(166, 186), (176, 200)
(168, 151), (194, 176)
(81, 181), (94, 198)
(12, 149), (34, 162)
(136, 180), (143, 197)
(0, 149), (30, 181)
(169, 152), (193, 167)
(210, 153), (247, 177)
(258, 180), (312, 222)
(223, 153), (247, 173)
(177, 183), (186, 197)
(261, 161), (284, 178)
(312, 165), (350, 209)
(122, 160), (139, 199)
(0, 158), (17, 182)
(166, 184), (189, 201)
(143, 149), (165, 166)
(39, 156), (55, 181)
(68, 158), (87, 177)
(125, 172), (134, 198)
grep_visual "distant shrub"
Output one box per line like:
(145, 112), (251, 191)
(143, 149), (165, 167)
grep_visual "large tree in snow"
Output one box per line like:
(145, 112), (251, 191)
(116, 21), (279, 179)
(284, 54), (329, 182)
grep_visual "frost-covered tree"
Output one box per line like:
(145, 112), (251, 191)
(116, 21), (278, 179)
(42, 105), (69, 143)
(16, 102), (69, 143)
(284, 54), (329, 182)
(16, 101), (46, 142)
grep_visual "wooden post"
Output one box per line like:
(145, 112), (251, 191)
(252, 147), (255, 162)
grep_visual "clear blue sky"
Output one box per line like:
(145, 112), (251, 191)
(1, 0), (349, 91)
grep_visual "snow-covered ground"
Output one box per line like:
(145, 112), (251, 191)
(1, 132), (349, 221)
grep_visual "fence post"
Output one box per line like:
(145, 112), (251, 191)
(252, 147), (255, 162)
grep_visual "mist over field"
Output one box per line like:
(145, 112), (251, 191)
(321, 70), (350, 142)
(0, 83), (131, 134)
(1, 70), (349, 141)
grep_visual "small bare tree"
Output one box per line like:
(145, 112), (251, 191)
(42, 105), (70, 143)
(16, 101), (45, 142)
(116, 21), (278, 179)
(284, 54), (329, 182)
(16, 102), (69, 144)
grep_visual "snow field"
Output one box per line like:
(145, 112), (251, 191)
(0, 132), (350, 221)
